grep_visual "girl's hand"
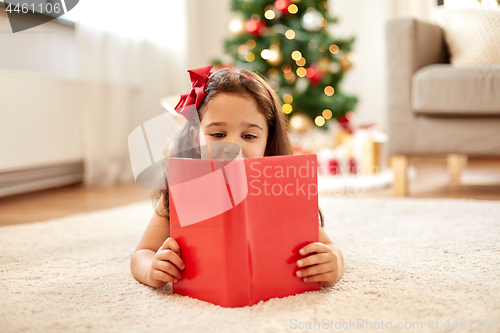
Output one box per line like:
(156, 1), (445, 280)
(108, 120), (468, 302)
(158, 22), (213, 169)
(296, 242), (343, 287)
(147, 237), (185, 286)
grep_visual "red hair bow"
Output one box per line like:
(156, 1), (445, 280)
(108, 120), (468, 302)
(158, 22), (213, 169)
(174, 65), (213, 123)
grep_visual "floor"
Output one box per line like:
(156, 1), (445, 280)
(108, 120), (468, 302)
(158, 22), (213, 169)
(1, 156), (499, 227)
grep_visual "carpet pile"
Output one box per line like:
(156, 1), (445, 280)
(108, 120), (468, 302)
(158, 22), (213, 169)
(1, 197), (499, 332)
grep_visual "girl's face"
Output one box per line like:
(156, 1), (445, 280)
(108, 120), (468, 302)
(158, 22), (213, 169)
(200, 93), (269, 159)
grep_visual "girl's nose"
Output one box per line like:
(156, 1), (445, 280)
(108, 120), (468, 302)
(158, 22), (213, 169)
(222, 134), (238, 145)
(223, 142), (240, 155)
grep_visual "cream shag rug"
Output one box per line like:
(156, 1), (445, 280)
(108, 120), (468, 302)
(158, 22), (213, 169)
(1, 197), (499, 333)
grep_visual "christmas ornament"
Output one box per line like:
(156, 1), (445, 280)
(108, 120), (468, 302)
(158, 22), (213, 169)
(274, 0), (293, 15)
(228, 16), (246, 35)
(339, 52), (356, 72)
(306, 64), (323, 86)
(290, 113), (313, 134)
(301, 7), (323, 31)
(245, 18), (266, 36)
(338, 111), (354, 132)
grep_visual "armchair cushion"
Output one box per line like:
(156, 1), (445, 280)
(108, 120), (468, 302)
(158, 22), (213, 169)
(436, 8), (500, 66)
(412, 64), (500, 115)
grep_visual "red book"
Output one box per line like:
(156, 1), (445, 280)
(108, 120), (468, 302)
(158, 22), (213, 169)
(169, 154), (320, 308)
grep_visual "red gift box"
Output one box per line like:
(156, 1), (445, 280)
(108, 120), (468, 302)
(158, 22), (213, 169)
(169, 154), (320, 307)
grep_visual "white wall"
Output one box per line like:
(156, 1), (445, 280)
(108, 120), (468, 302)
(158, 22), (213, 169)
(328, 0), (394, 129)
(0, 70), (83, 171)
(329, 0), (436, 129)
(187, 0), (232, 69)
(0, 11), (78, 78)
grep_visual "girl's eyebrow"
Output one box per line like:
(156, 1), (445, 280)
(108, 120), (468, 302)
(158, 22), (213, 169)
(205, 122), (263, 131)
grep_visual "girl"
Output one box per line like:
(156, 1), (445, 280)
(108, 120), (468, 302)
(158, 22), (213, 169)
(130, 66), (344, 289)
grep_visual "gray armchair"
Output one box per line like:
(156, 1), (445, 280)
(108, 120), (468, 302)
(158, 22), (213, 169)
(386, 18), (500, 196)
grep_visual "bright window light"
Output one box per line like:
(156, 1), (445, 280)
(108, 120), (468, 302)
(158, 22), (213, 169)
(444, 0), (498, 8)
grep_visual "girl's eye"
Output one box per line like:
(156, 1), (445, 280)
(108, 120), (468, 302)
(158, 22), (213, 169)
(209, 133), (257, 140)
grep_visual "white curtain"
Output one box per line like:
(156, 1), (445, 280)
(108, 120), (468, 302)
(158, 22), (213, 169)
(393, 0), (437, 19)
(74, 0), (190, 187)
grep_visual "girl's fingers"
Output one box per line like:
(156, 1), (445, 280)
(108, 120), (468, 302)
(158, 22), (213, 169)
(150, 268), (178, 283)
(156, 249), (185, 271)
(296, 262), (335, 278)
(302, 272), (337, 283)
(299, 242), (329, 256)
(152, 260), (182, 280)
(297, 252), (335, 268)
(159, 237), (181, 256)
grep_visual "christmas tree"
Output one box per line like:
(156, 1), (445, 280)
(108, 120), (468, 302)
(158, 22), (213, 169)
(213, 0), (358, 130)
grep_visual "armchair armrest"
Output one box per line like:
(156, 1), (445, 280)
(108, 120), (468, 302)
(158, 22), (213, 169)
(386, 18), (449, 155)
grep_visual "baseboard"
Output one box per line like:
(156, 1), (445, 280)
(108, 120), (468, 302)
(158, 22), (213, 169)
(0, 161), (84, 198)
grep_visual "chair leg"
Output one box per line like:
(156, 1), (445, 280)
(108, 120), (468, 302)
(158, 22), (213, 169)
(391, 155), (408, 197)
(447, 154), (467, 185)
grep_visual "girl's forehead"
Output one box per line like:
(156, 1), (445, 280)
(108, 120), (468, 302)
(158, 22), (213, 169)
(202, 93), (267, 124)
(208, 92), (256, 106)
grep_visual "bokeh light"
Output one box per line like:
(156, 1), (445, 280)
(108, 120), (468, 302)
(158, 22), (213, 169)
(238, 45), (249, 55)
(322, 109), (333, 119)
(315, 116), (325, 126)
(296, 67), (307, 77)
(245, 52), (255, 62)
(324, 86), (335, 96)
(296, 57), (306, 66)
(282, 103), (293, 114)
(285, 29), (296, 40)
(268, 68), (279, 78)
(246, 39), (256, 49)
(329, 44), (339, 54)
(261, 49), (272, 59)
(291, 51), (302, 61)
(265, 10), (275, 20)
(288, 4), (298, 14)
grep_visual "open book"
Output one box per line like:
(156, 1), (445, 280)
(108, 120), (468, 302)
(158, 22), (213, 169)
(169, 154), (320, 308)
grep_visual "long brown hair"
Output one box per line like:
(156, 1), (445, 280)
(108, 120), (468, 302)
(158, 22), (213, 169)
(150, 67), (324, 227)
